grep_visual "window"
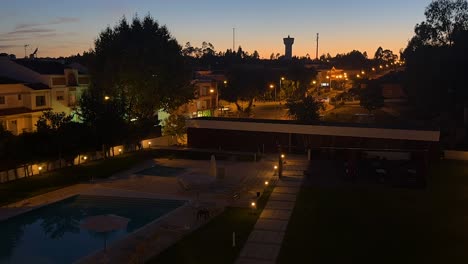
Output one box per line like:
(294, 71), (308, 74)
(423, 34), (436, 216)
(56, 91), (64, 101)
(36, 96), (46, 107)
(18, 94), (22, 100)
(0, 96), (4, 104)
(200, 86), (209, 96)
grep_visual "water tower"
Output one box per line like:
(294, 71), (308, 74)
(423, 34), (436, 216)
(283, 35), (294, 60)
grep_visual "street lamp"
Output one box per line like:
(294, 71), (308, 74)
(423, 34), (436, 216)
(104, 96), (110, 101)
(210, 88), (216, 116)
(279, 77), (285, 101)
(269, 84), (276, 101)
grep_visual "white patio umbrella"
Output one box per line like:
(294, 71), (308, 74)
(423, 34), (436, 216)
(80, 214), (130, 251)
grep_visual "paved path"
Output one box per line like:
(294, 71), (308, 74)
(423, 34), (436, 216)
(236, 157), (308, 264)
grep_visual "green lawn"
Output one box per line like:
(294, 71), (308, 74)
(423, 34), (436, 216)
(148, 185), (274, 264)
(277, 160), (468, 264)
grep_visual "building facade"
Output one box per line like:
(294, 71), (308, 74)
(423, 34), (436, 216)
(0, 57), (89, 134)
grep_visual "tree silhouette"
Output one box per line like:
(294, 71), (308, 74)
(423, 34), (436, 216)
(286, 96), (324, 123)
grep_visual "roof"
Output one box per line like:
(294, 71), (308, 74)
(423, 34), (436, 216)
(0, 76), (23, 84)
(0, 107), (50, 117)
(187, 118), (440, 142)
(191, 117), (440, 132)
(24, 83), (50, 90)
(14, 59), (69, 75)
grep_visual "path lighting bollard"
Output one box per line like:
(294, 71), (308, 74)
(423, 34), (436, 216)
(251, 202), (257, 214)
(278, 146), (283, 179)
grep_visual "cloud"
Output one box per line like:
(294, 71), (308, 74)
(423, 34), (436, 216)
(0, 32), (58, 42)
(8, 28), (56, 35)
(0, 44), (22, 49)
(15, 17), (80, 30)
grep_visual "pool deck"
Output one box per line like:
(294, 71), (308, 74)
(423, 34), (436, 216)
(0, 156), (277, 263)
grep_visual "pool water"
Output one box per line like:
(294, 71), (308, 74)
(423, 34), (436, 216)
(0, 195), (185, 264)
(136, 164), (186, 177)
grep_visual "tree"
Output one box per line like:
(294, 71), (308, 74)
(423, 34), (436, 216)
(222, 66), (270, 115)
(78, 88), (129, 157)
(374, 47), (398, 64)
(406, 0), (468, 50)
(91, 15), (193, 120)
(283, 63), (317, 101)
(359, 81), (384, 114)
(402, 0), (468, 119)
(162, 114), (186, 142)
(286, 96), (324, 123)
(36, 111), (93, 166)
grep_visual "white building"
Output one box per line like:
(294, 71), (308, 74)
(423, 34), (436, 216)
(0, 57), (89, 134)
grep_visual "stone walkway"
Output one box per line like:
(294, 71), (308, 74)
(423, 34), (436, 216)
(236, 156), (308, 264)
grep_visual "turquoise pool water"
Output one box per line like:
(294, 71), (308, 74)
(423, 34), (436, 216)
(0, 195), (185, 264)
(136, 164), (186, 177)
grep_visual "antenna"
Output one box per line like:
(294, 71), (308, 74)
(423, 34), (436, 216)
(24, 44), (30, 58)
(233, 28), (236, 51)
(316, 33), (319, 60)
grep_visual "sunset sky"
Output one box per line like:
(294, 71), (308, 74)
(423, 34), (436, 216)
(0, 0), (432, 59)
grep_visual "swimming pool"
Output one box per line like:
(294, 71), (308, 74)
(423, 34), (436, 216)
(0, 195), (186, 263)
(136, 164), (186, 177)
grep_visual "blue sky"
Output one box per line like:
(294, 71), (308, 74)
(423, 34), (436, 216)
(0, 0), (432, 58)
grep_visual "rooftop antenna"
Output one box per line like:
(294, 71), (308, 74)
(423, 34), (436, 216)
(24, 44), (30, 58)
(316, 33), (319, 60)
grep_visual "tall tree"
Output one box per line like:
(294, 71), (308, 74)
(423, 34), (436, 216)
(406, 0), (468, 50)
(403, 0), (468, 119)
(91, 15), (193, 120)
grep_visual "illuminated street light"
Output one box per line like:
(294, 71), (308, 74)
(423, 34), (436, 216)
(223, 80), (228, 85)
(281, 154), (285, 159)
(279, 77), (285, 101)
(265, 181), (269, 186)
(83, 156), (87, 160)
(357, 74), (361, 78)
(104, 96), (110, 100)
(372, 67), (376, 71)
(361, 71), (365, 75)
(210, 89), (215, 93)
(38, 166), (42, 171)
(379, 65), (383, 69)
(270, 84), (277, 101)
